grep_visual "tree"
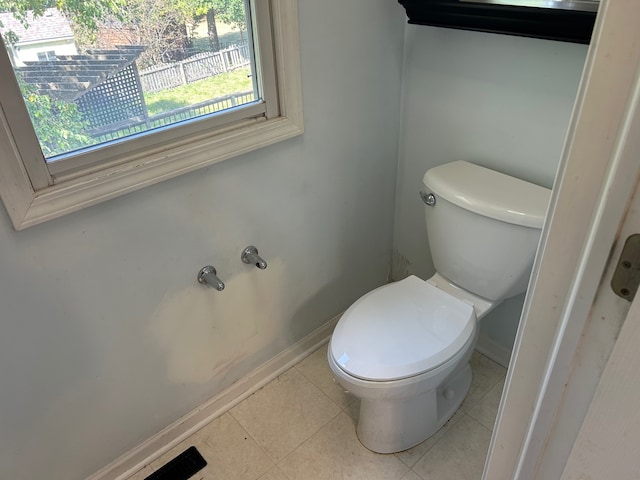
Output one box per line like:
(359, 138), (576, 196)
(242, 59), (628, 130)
(191, 0), (246, 51)
(214, 0), (246, 35)
(17, 74), (93, 157)
(205, 7), (220, 51)
(94, 0), (195, 67)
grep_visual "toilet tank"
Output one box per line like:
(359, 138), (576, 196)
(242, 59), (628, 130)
(422, 161), (551, 301)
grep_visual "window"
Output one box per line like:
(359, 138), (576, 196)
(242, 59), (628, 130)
(0, 0), (302, 230)
(36, 51), (56, 61)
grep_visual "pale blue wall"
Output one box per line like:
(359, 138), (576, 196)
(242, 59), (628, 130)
(393, 25), (588, 351)
(0, 2), (406, 478)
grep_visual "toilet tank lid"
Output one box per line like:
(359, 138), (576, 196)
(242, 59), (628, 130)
(423, 161), (551, 228)
(329, 276), (476, 382)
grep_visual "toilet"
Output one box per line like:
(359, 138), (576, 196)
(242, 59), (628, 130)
(328, 160), (551, 454)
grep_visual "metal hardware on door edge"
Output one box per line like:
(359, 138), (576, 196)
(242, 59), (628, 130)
(611, 234), (640, 301)
(198, 266), (225, 291)
(420, 191), (436, 206)
(241, 246), (267, 269)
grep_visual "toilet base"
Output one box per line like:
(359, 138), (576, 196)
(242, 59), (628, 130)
(355, 363), (472, 453)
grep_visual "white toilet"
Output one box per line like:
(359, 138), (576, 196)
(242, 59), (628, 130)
(328, 160), (551, 454)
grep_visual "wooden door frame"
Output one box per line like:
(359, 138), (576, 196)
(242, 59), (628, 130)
(484, 1), (640, 478)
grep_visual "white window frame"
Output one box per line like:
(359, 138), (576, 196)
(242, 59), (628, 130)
(0, 0), (303, 230)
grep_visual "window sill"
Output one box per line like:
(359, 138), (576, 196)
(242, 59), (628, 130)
(25, 116), (301, 229)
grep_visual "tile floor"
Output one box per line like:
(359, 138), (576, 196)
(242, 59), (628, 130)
(128, 345), (507, 480)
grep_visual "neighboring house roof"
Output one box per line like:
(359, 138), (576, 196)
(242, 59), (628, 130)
(0, 8), (74, 44)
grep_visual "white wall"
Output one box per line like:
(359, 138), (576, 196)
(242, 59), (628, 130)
(393, 25), (588, 352)
(16, 39), (77, 65)
(0, 2), (406, 479)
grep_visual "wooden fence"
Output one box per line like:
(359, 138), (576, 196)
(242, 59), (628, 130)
(92, 90), (255, 139)
(139, 44), (250, 93)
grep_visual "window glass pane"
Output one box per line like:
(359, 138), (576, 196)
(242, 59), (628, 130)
(0, 1), (257, 162)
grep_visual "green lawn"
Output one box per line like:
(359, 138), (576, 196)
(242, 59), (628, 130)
(144, 67), (253, 116)
(190, 30), (247, 53)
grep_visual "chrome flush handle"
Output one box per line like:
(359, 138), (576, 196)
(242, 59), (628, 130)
(420, 191), (436, 206)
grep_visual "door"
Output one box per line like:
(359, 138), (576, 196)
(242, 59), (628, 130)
(561, 270), (640, 478)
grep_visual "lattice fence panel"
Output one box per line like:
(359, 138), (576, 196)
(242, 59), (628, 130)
(76, 64), (146, 131)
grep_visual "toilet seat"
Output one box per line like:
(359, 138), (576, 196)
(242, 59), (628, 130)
(330, 275), (475, 382)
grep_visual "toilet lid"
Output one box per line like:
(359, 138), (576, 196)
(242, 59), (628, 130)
(330, 275), (476, 382)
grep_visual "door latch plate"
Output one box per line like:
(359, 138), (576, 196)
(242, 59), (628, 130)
(611, 233), (640, 301)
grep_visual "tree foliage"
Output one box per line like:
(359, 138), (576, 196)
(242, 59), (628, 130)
(1, 0), (125, 43)
(190, 0), (246, 50)
(93, 0), (195, 67)
(212, 0), (245, 33)
(18, 77), (92, 157)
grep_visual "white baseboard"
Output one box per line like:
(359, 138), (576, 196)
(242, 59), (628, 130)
(87, 315), (340, 480)
(476, 333), (512, 368)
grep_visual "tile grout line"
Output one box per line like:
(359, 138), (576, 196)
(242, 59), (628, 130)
(227, 366), (343, 471)
(407, 468), (427, 480)
(273, 403), (347, 470)
(292, 362), (354, 414)
(225, 410), (279, 478)
(394, 410), (468, 469)
(465, 377), (506, 429)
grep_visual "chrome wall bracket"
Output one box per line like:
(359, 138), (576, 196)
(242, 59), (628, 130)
(197, 266), (225, 291)
(241, 246), (267, 270)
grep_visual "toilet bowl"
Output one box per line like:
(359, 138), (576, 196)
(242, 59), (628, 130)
(328, 273), (494, 453)
(328, 161), (551, 453)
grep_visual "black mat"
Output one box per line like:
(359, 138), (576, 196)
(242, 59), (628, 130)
(144, 446), (207, 480)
